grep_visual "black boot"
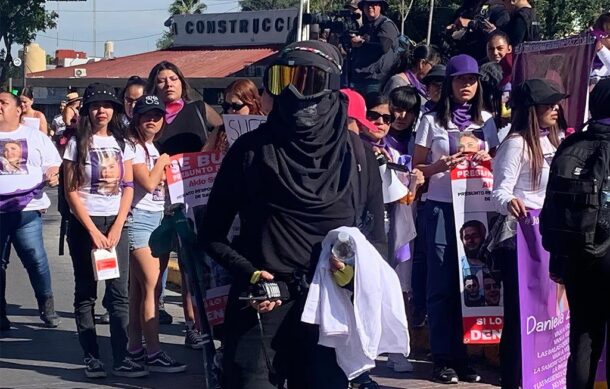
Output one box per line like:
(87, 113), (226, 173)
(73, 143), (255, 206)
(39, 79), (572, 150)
(0, 268), (10, 331)
(38, 296), (60, 328)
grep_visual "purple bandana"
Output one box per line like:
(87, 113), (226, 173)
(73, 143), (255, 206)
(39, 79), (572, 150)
(451, 102), (473, 131)
(405, 70), (428, 99)
(386, 128), (412, 155)
(360, 133), (388, 151)
(539, 127), (550, 137)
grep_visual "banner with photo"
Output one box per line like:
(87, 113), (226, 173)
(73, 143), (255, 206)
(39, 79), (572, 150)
(512, 34), (597, 130)
(451, 151), (503, 345)
(166, 151), (224, 218)
(223, 114), (267, 146)
(517, 210), (570, 389)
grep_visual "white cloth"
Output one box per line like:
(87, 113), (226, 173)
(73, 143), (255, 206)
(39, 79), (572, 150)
(22, 116), (41, 131)
(415, 111), (500, 203)
(492, 134), (557, 214)
(591, 46), (610, 80)
(63, 135), (135, 216)
(301, 226), (410, 380)
(0, 125), (61, 212)
(132, 142), (165, 212)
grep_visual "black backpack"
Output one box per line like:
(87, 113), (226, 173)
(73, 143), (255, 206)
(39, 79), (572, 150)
(540, 123), (610, 258)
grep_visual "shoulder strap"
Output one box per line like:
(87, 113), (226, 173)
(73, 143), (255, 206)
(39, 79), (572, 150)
(194, 102), (210, 146)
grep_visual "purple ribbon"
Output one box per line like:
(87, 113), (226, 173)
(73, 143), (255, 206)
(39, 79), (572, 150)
(0, 183), (45, 213)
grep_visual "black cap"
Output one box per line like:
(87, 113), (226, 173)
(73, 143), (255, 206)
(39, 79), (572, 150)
(422, 65), (446, 84)
(80, 82), (123, 115)
(357, 0), (389, 10)
(511, 79), (568, 108)
(133, 95), (166, 116)
(589, 78), (610, 120)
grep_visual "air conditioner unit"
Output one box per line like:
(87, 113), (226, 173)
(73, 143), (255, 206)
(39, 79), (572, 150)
(74, 68), (87, 78)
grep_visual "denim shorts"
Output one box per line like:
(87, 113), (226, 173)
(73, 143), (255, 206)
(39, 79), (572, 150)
(127, 208), (163, 251)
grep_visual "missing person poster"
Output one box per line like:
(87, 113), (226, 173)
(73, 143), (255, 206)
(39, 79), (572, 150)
(223, 114), (267, 146)
(451, 154), (503, 345)
(166, 151), (224, 217)
(517, 210), (570, 389)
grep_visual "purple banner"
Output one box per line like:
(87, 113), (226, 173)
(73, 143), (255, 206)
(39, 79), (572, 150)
(517, 210), (570, 389)
(513, 34), (596, 131)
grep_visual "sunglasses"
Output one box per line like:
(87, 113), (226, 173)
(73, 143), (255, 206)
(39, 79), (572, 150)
(366, 110), (393, 124)
(222, 101), (247, 112)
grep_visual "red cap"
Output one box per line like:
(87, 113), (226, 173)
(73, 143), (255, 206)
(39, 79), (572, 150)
(340, 88), (377, 133)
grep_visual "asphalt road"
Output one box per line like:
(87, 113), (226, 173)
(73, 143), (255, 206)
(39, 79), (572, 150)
(0, 190), (499, 389)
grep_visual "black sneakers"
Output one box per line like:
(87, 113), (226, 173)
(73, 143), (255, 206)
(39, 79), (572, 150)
(127, 348), (147, 364)
(456, 365), (482, 383)
(146, 350), (187, 373)
(84, 356), (106, 378)
(432, 364), (459, 384)
(112, 358), (149, 378)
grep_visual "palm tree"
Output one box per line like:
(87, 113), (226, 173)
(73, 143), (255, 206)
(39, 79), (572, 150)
(169, 0), (207, 15)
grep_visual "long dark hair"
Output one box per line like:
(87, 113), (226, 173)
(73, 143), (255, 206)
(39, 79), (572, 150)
(507, 105), (562, 189)
(67, 106), (127, 191)
(435, 75), (484, 129)
(20, 87), (34, 100)
(128, 111), (166, 161)
(121, 75), (147, 99)
(146, 61), (192, 102)
(393, 44), (441, 75)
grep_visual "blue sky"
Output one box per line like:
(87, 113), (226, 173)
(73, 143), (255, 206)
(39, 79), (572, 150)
(13, 0), (240, 58)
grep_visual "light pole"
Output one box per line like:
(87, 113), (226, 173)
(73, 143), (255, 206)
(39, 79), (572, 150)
(426, 0), (435, 45)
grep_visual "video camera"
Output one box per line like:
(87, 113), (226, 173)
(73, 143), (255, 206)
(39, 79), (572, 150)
(302, 10), (361, 45)
(467, 4), (490, 32)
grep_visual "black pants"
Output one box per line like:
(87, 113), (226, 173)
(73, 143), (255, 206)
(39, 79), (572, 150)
(411, 201), (428, 317)
(222, 283), (347, 389)
(495, 246), (521, 389)
(565, 251), (610, 389)
(67, 214), (129, 366)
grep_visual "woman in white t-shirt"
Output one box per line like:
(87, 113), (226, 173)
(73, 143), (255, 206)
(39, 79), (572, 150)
(63, 83), (147, 379)
(124, 95), (186, 373)
(413, 55), (499, 384)
(491, 79), (566, 389)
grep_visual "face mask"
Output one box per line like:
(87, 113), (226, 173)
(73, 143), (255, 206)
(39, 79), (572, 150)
(278, 86), (329, 128)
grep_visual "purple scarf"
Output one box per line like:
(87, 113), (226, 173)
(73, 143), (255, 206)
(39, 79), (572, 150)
(451, 102), (473, 131)
(405, 70), (428, 99)
(0, 183), (44, 213)
(360, 133), (389, 151)
(386, 127), (413, 155)
(539, 127), (550, 137)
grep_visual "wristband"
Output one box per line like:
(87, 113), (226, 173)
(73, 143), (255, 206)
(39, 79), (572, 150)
(250, 271), (262, 284)
(122, 181), (134, 189)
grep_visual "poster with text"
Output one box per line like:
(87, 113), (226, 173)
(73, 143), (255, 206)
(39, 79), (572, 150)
(517, 210), (570, 389)
(223, 114), (267, 146)
(451, 154), (503, 344)
(166, 151), (224, 218)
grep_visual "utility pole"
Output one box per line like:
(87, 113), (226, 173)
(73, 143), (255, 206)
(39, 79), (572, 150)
(426, 0), (435, 45)
(93, 0), (97, 57)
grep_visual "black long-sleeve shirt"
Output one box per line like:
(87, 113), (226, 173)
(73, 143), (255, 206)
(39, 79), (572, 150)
(200, 130), (386, 285)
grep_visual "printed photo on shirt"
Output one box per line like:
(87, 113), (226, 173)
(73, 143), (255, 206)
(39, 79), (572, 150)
(90, 147), (123, 196)
(448, 130), (486, 155)
(0, 139), (28, 175)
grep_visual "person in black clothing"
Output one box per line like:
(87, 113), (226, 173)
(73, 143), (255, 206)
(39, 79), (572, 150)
(502, 0), (540, 47)
(349, 0), (400, 95)
(146, 61), (224, 349)
(201, 40), (386, 389)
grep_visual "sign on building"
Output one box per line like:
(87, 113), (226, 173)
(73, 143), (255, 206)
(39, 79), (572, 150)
(172, 9), (298, 47)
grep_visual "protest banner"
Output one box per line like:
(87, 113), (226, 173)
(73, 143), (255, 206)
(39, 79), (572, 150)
(451, 151), (502, 345)
(166, 151), (224, 218)
(517, 210), (570, 389)
(204, 284), (231, 326)
(513, 34), (597, 130)
(223, 114), (267, 146)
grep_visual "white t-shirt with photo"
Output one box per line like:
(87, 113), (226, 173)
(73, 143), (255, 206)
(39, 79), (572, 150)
(63, 134), (134, 216)
(132, 142), (165, 212)
(0, 125), (62, 212)
(415, 111), (500, 203)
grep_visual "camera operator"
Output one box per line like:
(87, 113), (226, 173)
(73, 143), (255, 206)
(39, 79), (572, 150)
(349, 0), (400, 95)
(200, 40), (386, 389)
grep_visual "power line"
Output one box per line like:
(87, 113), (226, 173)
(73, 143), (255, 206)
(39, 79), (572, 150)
(37, 33), (162, 43)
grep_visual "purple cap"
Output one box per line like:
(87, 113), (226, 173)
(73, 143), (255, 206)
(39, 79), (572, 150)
(446, 54), (480, 77)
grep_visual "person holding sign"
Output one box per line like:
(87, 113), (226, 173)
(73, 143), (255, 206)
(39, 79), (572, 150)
(223, 79), (264, 116)
(125, 96), (186, 373)
(491, 78), (566, 389)
(412, 54), (499, 384)
(63, 83), (146, 379)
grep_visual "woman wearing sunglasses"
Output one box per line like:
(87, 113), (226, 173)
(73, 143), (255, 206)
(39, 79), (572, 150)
(222, 79), (263, 116)
(492, 79), (566, 389)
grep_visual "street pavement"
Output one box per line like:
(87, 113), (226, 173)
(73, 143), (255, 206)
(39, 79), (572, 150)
(1, 191), (500, 389)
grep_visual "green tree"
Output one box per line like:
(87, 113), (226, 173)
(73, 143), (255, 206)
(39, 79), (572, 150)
(169, 0), (207, 14)
(239, 0), (299, 11)
(536, 0), (609, 38)
(0, 0), (58, 88)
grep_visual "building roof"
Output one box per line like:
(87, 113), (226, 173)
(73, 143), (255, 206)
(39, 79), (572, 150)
(27, 47), (278, 79)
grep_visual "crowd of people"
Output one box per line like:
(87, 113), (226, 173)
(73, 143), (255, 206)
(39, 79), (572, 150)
(1, 1), (610, 389)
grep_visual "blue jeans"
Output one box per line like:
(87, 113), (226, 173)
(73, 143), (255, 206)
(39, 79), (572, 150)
(424, 200), (467, 364)
(0, 211), (54, 302)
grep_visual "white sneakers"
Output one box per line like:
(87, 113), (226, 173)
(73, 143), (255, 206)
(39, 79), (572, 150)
(386, 353), (414, 373)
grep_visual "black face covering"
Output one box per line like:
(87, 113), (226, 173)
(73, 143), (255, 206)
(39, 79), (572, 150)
(261, 89), (353, 213)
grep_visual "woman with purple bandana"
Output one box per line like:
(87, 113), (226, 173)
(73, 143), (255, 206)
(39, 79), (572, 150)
(492, 78), (567, 389)
(413, 54), (499, 384)
(382, 45), (441, 101)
